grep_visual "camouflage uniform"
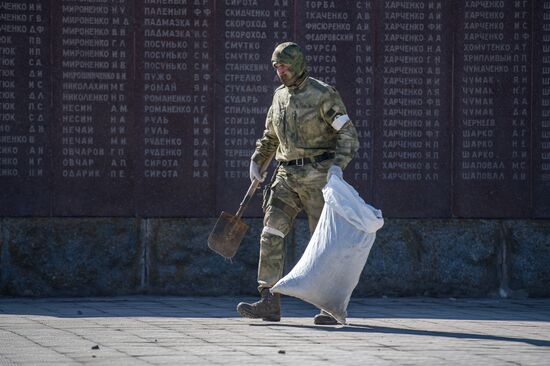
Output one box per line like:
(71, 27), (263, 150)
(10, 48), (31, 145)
(251, 42), (359, 290)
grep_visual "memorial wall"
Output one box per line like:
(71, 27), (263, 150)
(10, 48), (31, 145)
(1, 0), (549, 219)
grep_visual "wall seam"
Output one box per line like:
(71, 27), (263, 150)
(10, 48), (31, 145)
(0, 220), (4, 288)
(498, 221), (510, 298)
(138, 217), (149, 292)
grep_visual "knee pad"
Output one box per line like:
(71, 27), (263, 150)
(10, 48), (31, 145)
(262, 226), (285, 238)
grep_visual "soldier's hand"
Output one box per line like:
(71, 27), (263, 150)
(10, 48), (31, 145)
(327, 165), (343, 182)
(249, 160), (266, 182)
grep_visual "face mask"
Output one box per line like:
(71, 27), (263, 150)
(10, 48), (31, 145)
(275, 64), (294, 86)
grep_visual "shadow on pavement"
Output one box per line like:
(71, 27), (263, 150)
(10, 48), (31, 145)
(1, 297), (550, 323)
(251, 322), (550, 348)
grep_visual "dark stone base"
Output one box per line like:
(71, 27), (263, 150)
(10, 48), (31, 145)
(1, 218), (549, 298)
(0, 218), (141, 297)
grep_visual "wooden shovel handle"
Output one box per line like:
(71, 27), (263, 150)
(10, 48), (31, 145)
(235, 152), (275, 218)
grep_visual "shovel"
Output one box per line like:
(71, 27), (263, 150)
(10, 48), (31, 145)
(208, 153), (275, 259)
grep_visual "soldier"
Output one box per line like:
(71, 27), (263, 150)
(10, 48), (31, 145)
(237, 42), (359, 325)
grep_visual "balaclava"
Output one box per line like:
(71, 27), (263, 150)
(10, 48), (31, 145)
(271, 42), (306, 87)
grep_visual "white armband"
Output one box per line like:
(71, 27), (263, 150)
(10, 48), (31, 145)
(331, 114), (350, 131)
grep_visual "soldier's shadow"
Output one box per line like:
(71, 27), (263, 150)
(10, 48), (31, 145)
(251, 323), (550, 348)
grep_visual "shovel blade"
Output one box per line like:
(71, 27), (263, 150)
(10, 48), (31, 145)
(208, 211), (249, 258)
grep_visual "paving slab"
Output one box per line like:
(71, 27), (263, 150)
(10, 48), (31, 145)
(0, 296), (549, 365)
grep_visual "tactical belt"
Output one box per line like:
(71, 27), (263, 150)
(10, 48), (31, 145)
(280, 152), (335, 167)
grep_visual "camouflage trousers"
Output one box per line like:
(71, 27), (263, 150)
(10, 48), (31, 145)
(257, 160), (330, 290)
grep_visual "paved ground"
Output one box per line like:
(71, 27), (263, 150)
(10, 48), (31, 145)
(0, 296), (549, 365)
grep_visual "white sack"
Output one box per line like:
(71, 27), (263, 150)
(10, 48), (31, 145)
(271, 175), (383, 324)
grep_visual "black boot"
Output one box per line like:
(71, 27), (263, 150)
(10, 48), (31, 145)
(237, 288), (281, 321)
(314, 310), (338, 325)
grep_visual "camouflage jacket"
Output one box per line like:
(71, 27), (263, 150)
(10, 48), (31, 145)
(252, 76), (359, 170)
